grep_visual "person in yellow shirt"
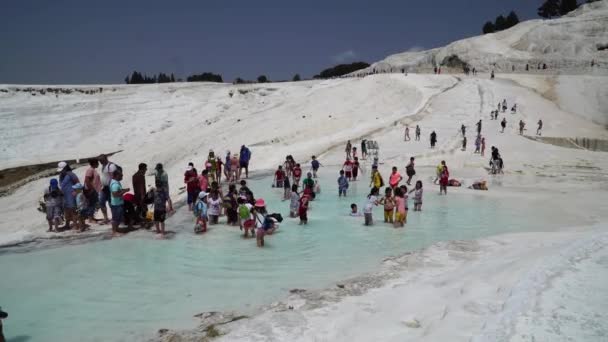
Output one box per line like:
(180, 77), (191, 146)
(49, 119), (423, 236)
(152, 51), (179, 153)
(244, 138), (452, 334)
(370, 165), (384, 188)
(434, 162), (444, 184)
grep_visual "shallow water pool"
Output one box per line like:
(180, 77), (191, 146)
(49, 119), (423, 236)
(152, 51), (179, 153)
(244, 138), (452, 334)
(0, 172), (585, 341)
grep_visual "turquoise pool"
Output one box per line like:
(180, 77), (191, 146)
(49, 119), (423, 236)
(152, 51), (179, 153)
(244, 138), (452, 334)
(0, 172), (585, 341)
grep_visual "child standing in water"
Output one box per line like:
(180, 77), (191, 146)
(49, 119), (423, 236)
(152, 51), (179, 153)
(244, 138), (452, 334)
(192, 191), (207, 233)
(338, 170), (349, 197)
(207, 190), (222, 225)
(409, 181), (423, 211)
(293, 163), (303, 185)
(238, 197), (254, 237)
(379, 187), (395, 223)
(311, 155), (322, 178)
(343, 157), (354, 181)
(299, 193), (310, 225)
(352, 157), (362, 181)
(394, 187), (406, 227)
(273, 165), (285, 188)
(389, 167), (402, 189)
(289, 184), (300, 218)
(364, 187), (380, 226)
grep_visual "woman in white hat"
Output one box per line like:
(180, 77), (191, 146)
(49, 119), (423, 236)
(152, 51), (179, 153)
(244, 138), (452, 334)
(58, 161), (80, 231)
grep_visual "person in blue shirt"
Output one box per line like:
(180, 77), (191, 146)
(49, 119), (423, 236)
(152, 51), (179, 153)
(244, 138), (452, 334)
(239, 145), (252, 179)
(311, 155), (323, 178)
(110, 170), (130, 236)
(338, 170), (349, 197)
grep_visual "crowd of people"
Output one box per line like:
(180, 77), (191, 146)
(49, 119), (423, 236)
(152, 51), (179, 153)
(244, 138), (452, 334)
(41, 121), (508, 245)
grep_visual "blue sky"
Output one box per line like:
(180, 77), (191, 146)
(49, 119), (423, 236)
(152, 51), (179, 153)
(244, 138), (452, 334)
(0, 0), (540, 84)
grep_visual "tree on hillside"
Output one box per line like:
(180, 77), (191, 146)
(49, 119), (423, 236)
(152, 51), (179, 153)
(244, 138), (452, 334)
(494, 15), (507, 31)
(313, 62), (370, 79)
(187, 72), (223, 83)
(292, 74), (301, 81)
(257, 75), (268, 83)
(560, 0), (579, 15)
(538, 0), (560, 18)
(482, 21), (495, 34)
(170, 73), (175, 82)
(234, 77), (245, 84)
(505, 11), (520, 28)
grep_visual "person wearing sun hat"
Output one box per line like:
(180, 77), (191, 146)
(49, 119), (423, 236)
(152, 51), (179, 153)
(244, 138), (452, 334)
(253, 198), (268, 247)
(43, 178), (64, 232)
(193, 191), (209, 234)
(58, 161), (80, 231)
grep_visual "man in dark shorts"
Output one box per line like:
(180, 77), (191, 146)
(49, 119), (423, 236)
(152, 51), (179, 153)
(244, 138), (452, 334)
(132, 163), (147, 224)
(154, 188), (168, 236)
(239, 145), (252, 179)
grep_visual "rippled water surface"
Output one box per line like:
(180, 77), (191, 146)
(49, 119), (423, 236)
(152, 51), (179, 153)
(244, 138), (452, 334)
(0, 173), (582, 341)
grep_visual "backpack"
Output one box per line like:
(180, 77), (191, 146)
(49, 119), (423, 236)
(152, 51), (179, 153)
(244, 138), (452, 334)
(238, 204), (250, 220)
(262, 216), (274, 230)
(268, 213), (283, 223)
(311, 160), (320, 169)
(194, 200), (204, 217)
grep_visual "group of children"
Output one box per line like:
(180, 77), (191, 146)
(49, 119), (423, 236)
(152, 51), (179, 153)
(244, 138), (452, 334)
(350, 181), (423, 228)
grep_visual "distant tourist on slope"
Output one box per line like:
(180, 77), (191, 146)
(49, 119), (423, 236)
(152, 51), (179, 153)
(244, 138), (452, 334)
(481, 137), (486, 156)
(501, 118), (507, 133)
(415, 125), (421, 141)
(476, 119), (482, 134)
(519, 120), (525, 135)
(461, 124), (466, 137)
(404, 125), (410, 141)
(462, 136), (467, 151)
(537, 119), (543, 136)
(430, 131), (437, 148)
(474, 135), (481, 154)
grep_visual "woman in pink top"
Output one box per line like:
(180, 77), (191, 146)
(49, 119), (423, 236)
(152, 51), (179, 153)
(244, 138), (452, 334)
(389, 166), (402, 189)
(198, 170), (209, 192)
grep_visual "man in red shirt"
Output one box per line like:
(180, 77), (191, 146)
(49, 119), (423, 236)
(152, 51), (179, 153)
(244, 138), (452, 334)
(274, 165), (285, 188)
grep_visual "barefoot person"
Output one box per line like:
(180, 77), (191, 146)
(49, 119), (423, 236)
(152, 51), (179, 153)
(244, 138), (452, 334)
(58, 161), (80, 230)
(110, 169), (130, 235)
(98, 154), (117, 224)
